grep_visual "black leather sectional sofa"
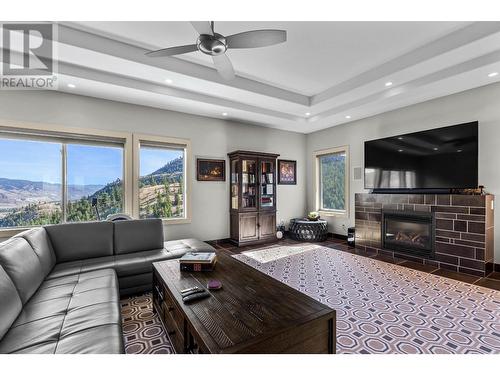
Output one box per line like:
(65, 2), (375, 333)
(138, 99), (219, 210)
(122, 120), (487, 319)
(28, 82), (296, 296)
(0, 219), (214, 354)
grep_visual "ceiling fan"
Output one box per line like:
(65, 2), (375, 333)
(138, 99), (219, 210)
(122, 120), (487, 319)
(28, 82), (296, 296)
(145, 21), (287, 80)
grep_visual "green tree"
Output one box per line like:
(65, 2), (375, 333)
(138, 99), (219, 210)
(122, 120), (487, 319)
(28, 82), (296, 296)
(320, 153), (345, 210)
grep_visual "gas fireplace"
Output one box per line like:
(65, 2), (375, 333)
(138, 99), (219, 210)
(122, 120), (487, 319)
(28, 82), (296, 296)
(382, 210), (435, 258)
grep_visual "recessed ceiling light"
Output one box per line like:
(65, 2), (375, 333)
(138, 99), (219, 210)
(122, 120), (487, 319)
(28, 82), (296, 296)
(165, 78), (173, 84)
(385, 81), (393, 87)
(305, 112), (311, 116)
(398, 149), (403, 152)
(345, 115), (351, 119)
(222, 112), (228, 116)
(397, 137), (403, 140)
(488, 72), (498, 78)
(67, 83), (76, 88)
(457, 149), (463, 153)
(433, 147), (439, 151)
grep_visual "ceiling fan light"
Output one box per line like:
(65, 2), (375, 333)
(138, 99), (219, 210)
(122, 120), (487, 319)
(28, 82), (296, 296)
(197, 34), (227, 56)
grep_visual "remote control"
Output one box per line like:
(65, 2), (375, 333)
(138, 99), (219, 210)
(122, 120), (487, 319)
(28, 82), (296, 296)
(180, 286), (199, 294)
(181, 289), (206, 298)
(182, 291), (210, 304)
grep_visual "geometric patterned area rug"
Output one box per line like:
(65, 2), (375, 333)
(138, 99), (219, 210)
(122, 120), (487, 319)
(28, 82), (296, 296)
(120, 293), (174, 354)
(236, 244), (318, 263)
(234, 245), (500, 354)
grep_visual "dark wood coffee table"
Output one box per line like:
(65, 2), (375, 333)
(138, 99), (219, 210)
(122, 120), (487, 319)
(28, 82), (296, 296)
(152, 250), (336, 354)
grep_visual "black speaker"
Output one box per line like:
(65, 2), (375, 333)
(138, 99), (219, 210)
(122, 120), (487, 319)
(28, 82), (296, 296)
(347, 227), (355, 247)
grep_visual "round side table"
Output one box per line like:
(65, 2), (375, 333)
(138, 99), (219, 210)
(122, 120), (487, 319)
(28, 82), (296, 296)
(289, 218), (328, 242)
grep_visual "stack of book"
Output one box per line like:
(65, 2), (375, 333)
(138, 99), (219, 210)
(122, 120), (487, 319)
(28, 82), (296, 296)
(179, 252), (217, 272)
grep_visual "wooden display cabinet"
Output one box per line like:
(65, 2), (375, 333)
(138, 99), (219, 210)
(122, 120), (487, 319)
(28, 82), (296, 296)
(228, 150), (279, 246)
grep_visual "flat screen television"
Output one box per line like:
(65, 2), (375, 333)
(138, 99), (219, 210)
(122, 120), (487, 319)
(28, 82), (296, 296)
(364, 122), (478, 191)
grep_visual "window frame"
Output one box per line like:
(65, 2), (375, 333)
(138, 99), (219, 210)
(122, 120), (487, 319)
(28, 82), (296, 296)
(133, 133), (192, 225)
(64, 141), (127, 223)
(313, 145), (350, 218)
(0, 120), (133, 237)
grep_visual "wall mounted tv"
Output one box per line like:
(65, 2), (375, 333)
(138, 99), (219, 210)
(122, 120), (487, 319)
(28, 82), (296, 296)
(364, 122), (478, 191)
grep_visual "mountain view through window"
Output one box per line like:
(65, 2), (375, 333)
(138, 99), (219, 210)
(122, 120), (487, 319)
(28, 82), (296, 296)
(0, 138), (63, 227)
(0, 138), (125, 227)
(0, 137), (186, 228)
(139, 146), (184, 219)
(320, 152), (346, 211)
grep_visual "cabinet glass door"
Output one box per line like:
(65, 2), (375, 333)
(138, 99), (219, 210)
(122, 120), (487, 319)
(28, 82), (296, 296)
(241, 159), (257, 209)
(260, 160), (275, 209)
(230, 159), (239, 210)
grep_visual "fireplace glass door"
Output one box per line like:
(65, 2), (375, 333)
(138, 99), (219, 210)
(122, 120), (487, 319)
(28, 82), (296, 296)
(382, 211), (434, 257)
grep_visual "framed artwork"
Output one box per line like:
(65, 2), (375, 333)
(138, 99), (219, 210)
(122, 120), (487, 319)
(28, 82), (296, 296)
(197, 158), (226, 181)
(278, 159), (297, 185)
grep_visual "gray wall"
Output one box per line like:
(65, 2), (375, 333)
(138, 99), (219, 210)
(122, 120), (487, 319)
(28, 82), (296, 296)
(2, 82), (499, 263)
(306, 82), (500, 263)
(0, 90), (307, 241)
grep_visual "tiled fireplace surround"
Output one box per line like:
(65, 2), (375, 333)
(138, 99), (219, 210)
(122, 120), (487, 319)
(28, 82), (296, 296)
(355, 193), (495, 277)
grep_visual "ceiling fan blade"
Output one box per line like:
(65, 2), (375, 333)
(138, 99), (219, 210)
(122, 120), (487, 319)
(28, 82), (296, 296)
(226, 29), (286, 49)
(190, 21), (214, 35)
(212, 54), (235, 80)
(145, 44), (198, 57)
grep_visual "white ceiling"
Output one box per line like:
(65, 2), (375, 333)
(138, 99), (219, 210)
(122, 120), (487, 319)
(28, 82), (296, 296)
(67, 21), (467, 95)
(7, 21), (500, 134)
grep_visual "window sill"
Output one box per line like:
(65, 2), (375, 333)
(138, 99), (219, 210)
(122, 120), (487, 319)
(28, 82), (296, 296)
(161, 218), (192, 225)
(0, 217), (192, 239)
(318, 210), (348, 218)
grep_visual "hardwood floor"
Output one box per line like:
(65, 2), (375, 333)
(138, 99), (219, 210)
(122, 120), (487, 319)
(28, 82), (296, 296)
(208, 236), (500, 291)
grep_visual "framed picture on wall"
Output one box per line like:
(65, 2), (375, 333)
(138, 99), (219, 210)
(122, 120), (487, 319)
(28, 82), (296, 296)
(197, 158), (226, 181)
(278, 159), (297, 185)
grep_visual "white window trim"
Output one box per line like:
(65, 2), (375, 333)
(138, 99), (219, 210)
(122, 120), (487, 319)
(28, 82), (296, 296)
(313, 145), (350, 218)
(132, 133), (192, 225)
(0, 122), (194, 236)
(0, 119), (133, 238)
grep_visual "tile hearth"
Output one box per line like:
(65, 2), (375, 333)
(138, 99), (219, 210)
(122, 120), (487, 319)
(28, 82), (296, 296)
(355, 193), (495, 277)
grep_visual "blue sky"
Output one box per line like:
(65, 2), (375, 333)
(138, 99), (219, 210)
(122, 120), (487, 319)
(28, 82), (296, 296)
(0, 139), (182, 185)
(67, 144), (123, 186)
(0, 139), (62, 184)
(140, 147), (183, 176)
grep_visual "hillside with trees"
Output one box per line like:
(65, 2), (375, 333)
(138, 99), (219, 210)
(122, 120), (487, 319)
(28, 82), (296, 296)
(0, 156), (184, 227)
(320, 153), (345, 210)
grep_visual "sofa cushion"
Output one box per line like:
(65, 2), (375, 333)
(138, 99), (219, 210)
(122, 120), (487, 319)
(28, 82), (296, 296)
(0, 268), (123, 354)
(0, 265), (22, 341)
(113, 253), (150, 277)
(55, 324), (124, 354)
(15, 227), (56, 278)
(0, 237), (45, 304)
(47, 256), (115, 280)
(45, 221), (114, 262)
(113, 219), (164, 255)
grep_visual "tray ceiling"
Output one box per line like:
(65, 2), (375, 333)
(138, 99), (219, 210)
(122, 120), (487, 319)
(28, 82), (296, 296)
(5, 21), (500, 133)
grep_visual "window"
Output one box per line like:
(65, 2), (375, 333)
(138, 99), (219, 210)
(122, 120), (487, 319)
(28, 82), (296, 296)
(0, 123), (191, 232)
(66, 143), (124, 222)
(314, 146), (349, 215)
(0, 138), (62, 227)
(0, 127), (126, 228)
(134, 134), (190, 223)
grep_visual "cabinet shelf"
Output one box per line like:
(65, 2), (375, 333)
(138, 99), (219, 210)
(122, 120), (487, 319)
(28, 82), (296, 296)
(228, 150), (279, 247)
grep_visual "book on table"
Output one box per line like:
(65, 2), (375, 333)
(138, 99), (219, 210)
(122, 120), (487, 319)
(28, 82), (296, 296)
(179, 252), (217, 272)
